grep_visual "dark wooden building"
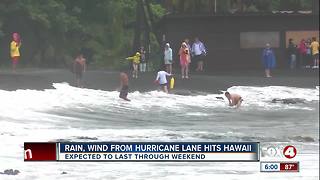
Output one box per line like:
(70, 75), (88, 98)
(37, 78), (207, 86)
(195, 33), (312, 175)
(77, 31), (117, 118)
(159, 13), (319, 70)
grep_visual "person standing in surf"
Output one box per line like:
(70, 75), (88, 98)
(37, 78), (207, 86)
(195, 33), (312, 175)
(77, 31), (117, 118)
(262, 43), (276, 78)
(119, 72), (130, 101)
(10, 32), (22, 73)
(155, 68), (172, 93)
(73, 53), (86, 87)
(126, 52), (140, 78)
(179, 42), (190, 79)
(225, 92), (243, 108)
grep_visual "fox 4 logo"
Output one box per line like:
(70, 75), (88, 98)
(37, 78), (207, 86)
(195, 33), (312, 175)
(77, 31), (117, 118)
(24, 149), (32, 160)
(261, 144), (297, 159)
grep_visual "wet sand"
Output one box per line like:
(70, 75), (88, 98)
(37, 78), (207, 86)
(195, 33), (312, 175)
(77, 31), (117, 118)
(0, 68), (318, 93)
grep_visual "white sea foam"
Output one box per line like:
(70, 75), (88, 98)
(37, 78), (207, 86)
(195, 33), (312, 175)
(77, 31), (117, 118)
(0, 83), (318, 116)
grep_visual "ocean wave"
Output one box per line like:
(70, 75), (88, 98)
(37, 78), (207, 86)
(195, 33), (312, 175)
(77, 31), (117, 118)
(0, 83), (318, 116)
(227, 86), (319, 102)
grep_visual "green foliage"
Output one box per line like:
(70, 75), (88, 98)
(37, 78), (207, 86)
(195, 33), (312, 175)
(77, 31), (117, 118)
(150, 3), (166, 20)
(0, 0), (165, 69)
(1, 0), (313, 68)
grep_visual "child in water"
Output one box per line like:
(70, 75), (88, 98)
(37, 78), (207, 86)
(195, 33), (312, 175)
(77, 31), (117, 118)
(126, 52), (141, 78)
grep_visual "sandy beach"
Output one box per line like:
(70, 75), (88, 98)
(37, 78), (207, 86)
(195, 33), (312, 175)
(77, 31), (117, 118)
(0, 68), (318, 93)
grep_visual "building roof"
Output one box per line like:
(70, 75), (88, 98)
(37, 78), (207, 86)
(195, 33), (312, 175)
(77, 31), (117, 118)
(163, 11), (318, 19)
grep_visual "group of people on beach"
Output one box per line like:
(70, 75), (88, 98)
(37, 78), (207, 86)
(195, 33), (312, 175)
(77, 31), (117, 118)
(124, 37), (207, 80)
(163, 37), (207, 79)
(119, 37), (207, 98)
(287, 37), (319, 69)
(261, 36), (319, 78)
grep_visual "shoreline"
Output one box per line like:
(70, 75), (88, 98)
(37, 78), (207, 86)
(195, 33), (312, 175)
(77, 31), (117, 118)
(0, 68), (318, 93)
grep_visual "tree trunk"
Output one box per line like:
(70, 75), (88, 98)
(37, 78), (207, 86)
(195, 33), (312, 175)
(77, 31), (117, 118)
(144, 0), (163, 46)
(132, 0), (142, 54)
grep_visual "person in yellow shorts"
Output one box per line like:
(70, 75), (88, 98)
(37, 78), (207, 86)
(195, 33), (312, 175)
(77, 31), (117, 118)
(126, 52), (140, 78)
(310, 37), (319, 68)
(10, 32), (21, 73)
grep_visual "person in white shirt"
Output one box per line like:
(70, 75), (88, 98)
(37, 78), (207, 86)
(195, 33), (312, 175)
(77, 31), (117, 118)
(164, 43), (173, 74)
(192, 37), (207, 72)
(155, 69), (172, 93)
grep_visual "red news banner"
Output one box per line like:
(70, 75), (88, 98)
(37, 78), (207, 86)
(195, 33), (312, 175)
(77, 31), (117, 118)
(24, 143), (56, 161)
(25, 142), (260, 161)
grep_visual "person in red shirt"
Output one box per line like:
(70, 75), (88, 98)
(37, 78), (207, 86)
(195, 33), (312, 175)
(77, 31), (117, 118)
(298, 39), (307, 67)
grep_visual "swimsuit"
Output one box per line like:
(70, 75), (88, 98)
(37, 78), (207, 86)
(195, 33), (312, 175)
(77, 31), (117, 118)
(119, 85), (129, 98)
(74, 61), (84, 79)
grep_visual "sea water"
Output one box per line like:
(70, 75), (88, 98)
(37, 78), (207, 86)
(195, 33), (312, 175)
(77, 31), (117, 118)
(0, 83), (318, 180)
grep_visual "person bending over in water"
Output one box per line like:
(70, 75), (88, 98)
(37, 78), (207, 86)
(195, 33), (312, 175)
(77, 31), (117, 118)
(155, 69), (172, 93)
(119, 72), (130, 101)
(225, 92), (243, 108)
